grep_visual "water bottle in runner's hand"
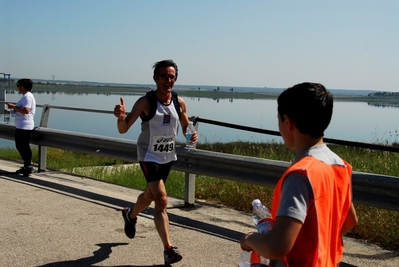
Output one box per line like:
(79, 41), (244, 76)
(185, 121), (195, 148)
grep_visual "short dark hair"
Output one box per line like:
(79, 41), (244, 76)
(277, 82), (333, 138)
(152, 59), (178, 79)
(17, 78), (33, 91)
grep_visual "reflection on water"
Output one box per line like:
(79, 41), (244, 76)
(367, 102), (399, 108)
(209, 98), (235, 103)
(2, 90), (399, 148)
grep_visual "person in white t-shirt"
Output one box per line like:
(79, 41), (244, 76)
(7, 78), (36, 176)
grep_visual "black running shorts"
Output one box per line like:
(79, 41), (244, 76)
(139, 161), (174, 183)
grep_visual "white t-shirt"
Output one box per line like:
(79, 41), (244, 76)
(15, 91), (36, 130)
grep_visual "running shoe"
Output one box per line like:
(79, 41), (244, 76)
(16, 166), (34, 176)
(16, 167), (26, 174)
(121, 207), (136, 239)
(164, 246), (183, 265)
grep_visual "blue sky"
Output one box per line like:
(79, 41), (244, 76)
(1, 0), (398, 91)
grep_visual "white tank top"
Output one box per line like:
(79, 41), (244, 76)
(137, 100), (179, 163)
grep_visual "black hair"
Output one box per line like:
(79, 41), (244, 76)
(277, 82), (333, 138)
(17, 78), (33, 91)
(152, 59), (178, 79)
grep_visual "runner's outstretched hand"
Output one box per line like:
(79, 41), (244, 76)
(114, 97), (126, 119)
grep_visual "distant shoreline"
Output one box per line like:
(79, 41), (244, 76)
(4, 78), (384, 95)
(4, 81), (399, 106)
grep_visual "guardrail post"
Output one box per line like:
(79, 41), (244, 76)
(37, 104), (50, 172)
(1, 84), (5, 113)
(184, 116), (198, 207)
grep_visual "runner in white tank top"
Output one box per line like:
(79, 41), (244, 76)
(137, 94), (179, 163)
(113, 60), (198, 265)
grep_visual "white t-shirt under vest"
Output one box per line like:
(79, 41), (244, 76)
(137, 99), (179, 163)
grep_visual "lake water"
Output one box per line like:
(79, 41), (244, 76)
(1, 91), (399, 148)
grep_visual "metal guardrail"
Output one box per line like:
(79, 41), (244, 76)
(0, 123), (399, 211)
(194, 117), (399, 153)
(0, 103), (398, 211)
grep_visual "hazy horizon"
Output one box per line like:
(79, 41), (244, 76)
(10, 77), (379, 96)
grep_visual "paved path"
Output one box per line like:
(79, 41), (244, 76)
(0, 158), (398, 267)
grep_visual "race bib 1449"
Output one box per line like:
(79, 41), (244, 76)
(151, 135), (175, 153)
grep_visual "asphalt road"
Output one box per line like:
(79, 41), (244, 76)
(0, 158), (398, 267)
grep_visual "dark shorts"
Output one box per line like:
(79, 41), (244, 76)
(139, 161), (174, 183)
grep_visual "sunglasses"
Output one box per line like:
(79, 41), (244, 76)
(159, 74), (176, 81)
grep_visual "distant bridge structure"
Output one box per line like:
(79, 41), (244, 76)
(0, 73), (11, 82)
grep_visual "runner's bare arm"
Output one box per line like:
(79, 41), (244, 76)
(114, 96), (149, 134)
(178, 96), (198, 143)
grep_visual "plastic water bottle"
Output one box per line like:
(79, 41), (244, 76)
(238, 199), (273, 267)
(252, 199), (273, 234)
(4, 110), (10, 124)
(251, 199), (273, 266)
(238, 250), (251, 267)
(185, 121), (195, 148)
(238, 250), (266, 267)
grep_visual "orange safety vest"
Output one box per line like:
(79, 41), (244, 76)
(271, 156), (352, 267)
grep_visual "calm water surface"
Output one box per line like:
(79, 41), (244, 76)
(1, 91), (398, 148)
